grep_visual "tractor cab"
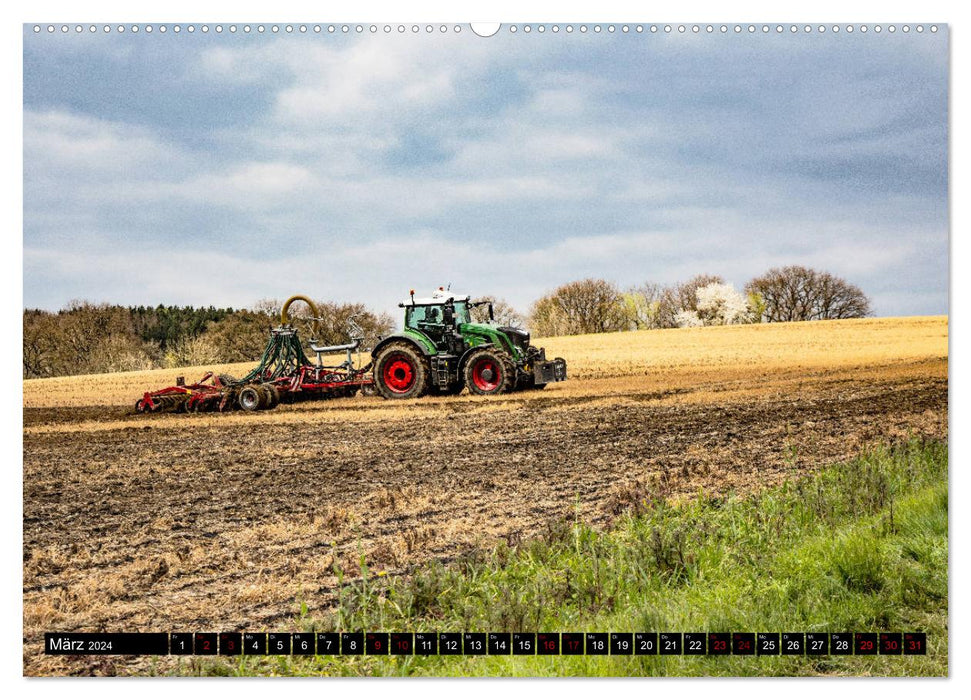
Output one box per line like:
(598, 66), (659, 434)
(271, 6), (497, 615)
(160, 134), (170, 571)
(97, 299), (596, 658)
(402, 291), (472, 331)
(401, 290), (474, 355)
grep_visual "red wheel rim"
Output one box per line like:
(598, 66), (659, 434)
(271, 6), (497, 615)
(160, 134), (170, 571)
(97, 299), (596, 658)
(471, 358), (501, 392)
(383, 354), (416, 393)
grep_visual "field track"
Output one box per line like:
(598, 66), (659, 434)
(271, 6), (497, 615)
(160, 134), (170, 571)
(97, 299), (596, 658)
(23, 317), (948, 675)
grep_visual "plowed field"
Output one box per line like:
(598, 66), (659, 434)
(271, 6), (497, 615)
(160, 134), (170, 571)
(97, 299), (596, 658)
(23, 317), (948, 675)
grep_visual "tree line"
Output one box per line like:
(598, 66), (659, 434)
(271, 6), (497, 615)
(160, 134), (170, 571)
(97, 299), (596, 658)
(22, 265), (869, 379)
(23, 300), (394, 379)
(526, 265), (871, 337)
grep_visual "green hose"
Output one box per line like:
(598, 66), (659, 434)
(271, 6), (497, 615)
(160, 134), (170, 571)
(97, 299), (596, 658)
(238, 329), (312, 385)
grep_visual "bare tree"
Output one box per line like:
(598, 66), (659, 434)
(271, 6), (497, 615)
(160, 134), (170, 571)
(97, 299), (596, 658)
(251, 298), (283, 320)
(312, 300), (395, 351)
(470, 297), (525, 328)
(90, 334), (156, 373)
(57, 301), (138, 373)
(23, 310), (56, 378)
(202, 310), (276, 363)
(529, 295), (570, 337)
(745, 266), (871, 322)
(528, 278), (626, 336)
(164, 334), (221, 368)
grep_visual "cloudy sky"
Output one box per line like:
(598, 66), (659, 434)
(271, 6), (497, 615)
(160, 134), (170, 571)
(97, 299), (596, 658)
(23, 24), (948, 318)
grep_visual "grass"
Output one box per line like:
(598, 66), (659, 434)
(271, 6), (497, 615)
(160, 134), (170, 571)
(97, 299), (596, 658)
(180, 437), (948, 677)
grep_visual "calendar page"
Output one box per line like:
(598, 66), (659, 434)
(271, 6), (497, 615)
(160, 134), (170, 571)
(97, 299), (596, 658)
(22, 20), (948, 678)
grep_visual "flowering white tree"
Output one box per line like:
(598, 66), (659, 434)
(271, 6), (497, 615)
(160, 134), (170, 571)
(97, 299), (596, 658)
(674, 309), (703, 327)
(675, 282), (752, 327)
(695, 282), (751, 325)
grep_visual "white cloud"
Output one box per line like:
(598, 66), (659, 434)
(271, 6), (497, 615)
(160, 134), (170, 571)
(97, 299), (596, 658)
(273, 45), (454, 124)
(176, 161), (316, 208)
(443, 175), (585, 203)
(23, 110), (178, 177)
(198, 36), (503, 129)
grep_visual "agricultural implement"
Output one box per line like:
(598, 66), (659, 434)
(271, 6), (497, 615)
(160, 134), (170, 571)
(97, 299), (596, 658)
(135, 295), (374, 413)
(136, 288), (567, 413)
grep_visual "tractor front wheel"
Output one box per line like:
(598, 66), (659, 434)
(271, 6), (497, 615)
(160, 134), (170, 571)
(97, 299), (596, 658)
(464, 348), (515, 396)
(373, 342), (430, 399)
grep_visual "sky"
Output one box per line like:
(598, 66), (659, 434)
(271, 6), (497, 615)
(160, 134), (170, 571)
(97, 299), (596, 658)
(22, 23), (949, 319)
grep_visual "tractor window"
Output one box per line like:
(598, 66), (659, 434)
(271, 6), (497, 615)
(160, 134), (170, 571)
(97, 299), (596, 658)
(405, 306), (429, 330)
(453, 302), (471, 324)
(406, 306), (445, 329)
(406, 302), (469, 329)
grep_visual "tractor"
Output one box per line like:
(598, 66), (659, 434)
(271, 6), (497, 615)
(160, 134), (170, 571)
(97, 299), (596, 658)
(370, 288), (567, 399)
(135, 289), (567, 413)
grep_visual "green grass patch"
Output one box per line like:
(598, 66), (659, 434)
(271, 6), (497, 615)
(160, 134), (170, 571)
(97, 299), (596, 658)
(184, 437), (948, 677)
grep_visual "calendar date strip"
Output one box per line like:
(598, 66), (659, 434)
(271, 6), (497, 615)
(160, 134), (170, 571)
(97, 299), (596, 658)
(44, 631), (927, 656)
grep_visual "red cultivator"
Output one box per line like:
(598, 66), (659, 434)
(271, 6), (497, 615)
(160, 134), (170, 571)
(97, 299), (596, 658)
(135, 365), (374, 414)
(134, 371), (231, 414)
(136, 296), (375, 414)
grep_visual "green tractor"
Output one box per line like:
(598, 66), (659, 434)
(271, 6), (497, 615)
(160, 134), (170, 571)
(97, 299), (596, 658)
(371, 289), (567, 399)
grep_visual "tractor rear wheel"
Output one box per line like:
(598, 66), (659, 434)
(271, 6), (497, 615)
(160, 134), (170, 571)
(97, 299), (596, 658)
(373, 342), (430, 399)
(464, 348), (515, 395)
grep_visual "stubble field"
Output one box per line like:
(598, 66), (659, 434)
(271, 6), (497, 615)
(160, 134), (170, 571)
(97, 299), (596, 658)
(23, 316), (948, 675)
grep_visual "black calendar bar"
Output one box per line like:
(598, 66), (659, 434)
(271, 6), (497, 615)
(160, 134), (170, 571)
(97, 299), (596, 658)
(45, 633), (168, 655)
(43, 631), (927, 656)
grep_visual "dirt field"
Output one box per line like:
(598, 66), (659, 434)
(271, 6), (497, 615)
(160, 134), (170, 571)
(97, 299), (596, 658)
(23, 317), (948, 675)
